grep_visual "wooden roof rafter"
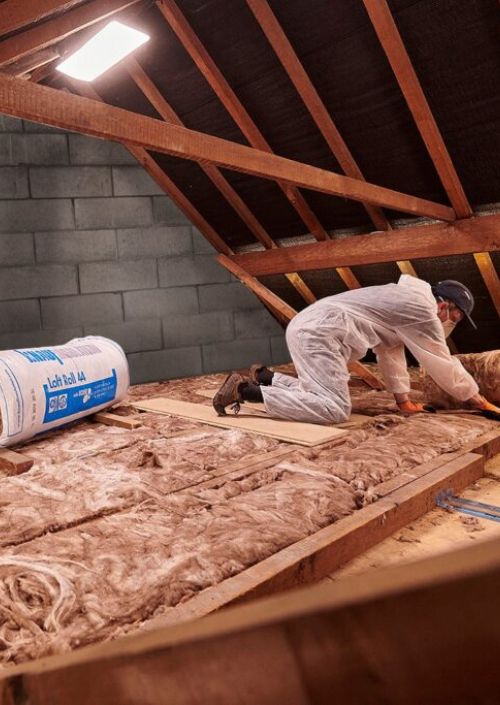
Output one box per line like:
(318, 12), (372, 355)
(125, 57), (317, 305)
(362, 0), (472, 219)
(0, 0), (143, 67)
(0, 74), (456, 221)
(362, 0), (500, 320)
(245, 0), (390, 234)
(244, 0), (417, 296)
(155, 0), (330, 242)
(0, 0), (84, 37)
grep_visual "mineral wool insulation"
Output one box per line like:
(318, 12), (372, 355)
(0, 375), (495, 666)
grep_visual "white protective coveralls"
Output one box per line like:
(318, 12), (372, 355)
(261, 275), (479, 424)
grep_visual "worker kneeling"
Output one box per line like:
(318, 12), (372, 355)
(213, 275), (500, 424)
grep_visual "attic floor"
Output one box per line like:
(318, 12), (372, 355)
(0, 365), (497, 667)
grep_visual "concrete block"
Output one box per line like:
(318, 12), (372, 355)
(198, 282), (261, 312)
(202, 338), (272, 374)
(0, 327), (83, 351)
(0, 265), (77, 301)
(75, 197), (152, 229)
(30, 167), (112, 198)
(23, 120), (65, 134)
(159, 255), (230, 287)
(128, 346), (202, 384)
(163, 311), (233, 348)
(35, 230), (116, 263)
(117, 224), (192, 259)
(234, 308), (284, 339)
(0, 167), (29, 198)
(0, 134), (69, 165)
(112, 166), (164, 196)
(0, 199), (74, 233)
(0, 233), (34, 266)
(0, 116), (23, 133)
(69, 134), (136, 165)
(192, 227), (217, 254)
(0, 299), (41, 334)
(42, 293), (123, 328)
(124, 287), (199, 320)
(271, 335), (291, 364)
(79, 260), (157, 293)
(152, 195), (190, 225)
(84, 319), (161, 354)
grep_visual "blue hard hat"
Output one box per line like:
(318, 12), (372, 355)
(432, 280), (477, 330)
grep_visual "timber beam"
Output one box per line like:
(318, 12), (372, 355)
(0, 74), (454, 221)
(230, 214), (500, 276)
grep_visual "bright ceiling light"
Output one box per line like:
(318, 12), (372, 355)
(56, 21), (150, 82)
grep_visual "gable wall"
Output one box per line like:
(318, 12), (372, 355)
(0, 116), (289, 383)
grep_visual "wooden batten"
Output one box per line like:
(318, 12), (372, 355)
(362, 0), (472, 219)
(230, 214), (500, 275)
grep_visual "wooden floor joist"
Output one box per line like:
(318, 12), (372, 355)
(2, 429), (500, 705)
(0, 448), (34, 476)
(7, 532), (500, 705)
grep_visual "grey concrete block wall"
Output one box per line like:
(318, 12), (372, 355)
(0, 119), (290, 384)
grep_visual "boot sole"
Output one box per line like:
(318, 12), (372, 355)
(212, 373), (240, 416)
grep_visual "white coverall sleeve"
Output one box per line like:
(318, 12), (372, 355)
(397, 319), (479, 401)
(373, 344), (411, 394)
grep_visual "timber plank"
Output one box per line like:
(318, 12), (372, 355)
(93, 411), (141, 430)
(132, 397), (349, 446)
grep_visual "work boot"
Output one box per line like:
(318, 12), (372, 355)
(212, 372), (247, 416)
(249, 363), (274, 386)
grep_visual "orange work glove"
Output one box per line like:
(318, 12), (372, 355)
(475, 399), (500, 421)
(397, 400), (428, 414)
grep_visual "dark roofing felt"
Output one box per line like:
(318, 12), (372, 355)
(41, 0), (500, 349)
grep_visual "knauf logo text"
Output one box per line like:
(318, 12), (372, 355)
(16, 349), (64, 365)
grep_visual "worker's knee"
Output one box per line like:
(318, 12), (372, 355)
(322, 400), (351, 424)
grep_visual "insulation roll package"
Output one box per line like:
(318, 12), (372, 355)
(0, 336), (129, 447)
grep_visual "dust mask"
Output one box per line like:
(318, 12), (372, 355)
(438, 299), (457, 338)
(441, 318), (456, 338)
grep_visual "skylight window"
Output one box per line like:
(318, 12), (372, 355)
(56, 21), (150, 82)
